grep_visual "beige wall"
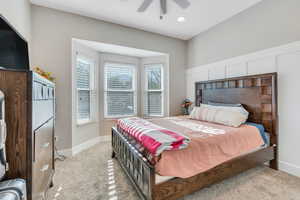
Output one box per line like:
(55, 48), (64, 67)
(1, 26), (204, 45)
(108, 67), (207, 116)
(188, 0), (300, 68)
(30, 5), (187, 150)
(0, 0), (31, 42)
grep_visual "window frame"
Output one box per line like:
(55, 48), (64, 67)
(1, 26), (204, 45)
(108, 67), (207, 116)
(75, 55), (96, 125)
(104, 61), (137, 119)
(144, 63), (164, 117)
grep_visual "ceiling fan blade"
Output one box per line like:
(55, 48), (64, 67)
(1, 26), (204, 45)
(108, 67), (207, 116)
(160, 0), (167, 15)
(173, 0), (190, 9)
(137, 0), (154, 12)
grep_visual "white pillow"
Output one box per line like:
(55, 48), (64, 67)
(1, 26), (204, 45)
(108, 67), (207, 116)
(201, 104), (249, 116)
(189, 104), (249, 127)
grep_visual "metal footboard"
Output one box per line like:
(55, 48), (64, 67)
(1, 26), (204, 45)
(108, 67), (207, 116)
(112, 127), (155, 200)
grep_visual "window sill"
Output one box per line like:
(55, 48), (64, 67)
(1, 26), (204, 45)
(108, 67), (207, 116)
(104, 114), (137, 120)
(77, 119), (97, 127)
(143, 115), (164, 119)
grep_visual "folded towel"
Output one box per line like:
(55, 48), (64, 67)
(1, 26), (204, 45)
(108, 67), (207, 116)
(117, 117), (190, 156)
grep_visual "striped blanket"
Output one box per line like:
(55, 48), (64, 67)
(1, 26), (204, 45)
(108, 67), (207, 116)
(117, 117), (190, 156)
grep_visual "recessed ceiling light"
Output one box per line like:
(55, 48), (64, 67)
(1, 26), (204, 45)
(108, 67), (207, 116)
(177, 17), (185, 22)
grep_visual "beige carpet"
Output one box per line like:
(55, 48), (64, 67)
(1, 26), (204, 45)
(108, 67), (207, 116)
(47, 142), (300, 200)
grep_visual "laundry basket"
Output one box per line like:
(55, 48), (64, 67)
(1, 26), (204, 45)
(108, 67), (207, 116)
(0, 179), (27, 200)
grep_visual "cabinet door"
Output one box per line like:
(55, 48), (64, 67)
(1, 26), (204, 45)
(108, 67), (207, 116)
(32, 118), (54, 200)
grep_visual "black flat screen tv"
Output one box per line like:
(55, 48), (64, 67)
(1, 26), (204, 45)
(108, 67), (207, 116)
(0, 15), (29, 70)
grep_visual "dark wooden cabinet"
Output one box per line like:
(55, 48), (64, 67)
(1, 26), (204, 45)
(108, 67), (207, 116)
(0, 68), (55, 200)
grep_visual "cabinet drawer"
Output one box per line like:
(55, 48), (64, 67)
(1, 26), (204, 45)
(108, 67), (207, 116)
(32, 80), (55, 100)
(32, 118), (54, 199)
(32, 156), (53, 200)
(32, 100), (54, 130)
(34, 118), (54, 162)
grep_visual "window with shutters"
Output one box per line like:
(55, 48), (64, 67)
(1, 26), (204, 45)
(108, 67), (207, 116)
(144, 64), (164, 117)
(104, 62), (137, 118)
(76, 57), (95, 124)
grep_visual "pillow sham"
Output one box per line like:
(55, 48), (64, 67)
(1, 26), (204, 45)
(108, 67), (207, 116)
(201, 104), (249, 116)
(206, 102), (249, 116)
(207, 101), (242, 107)
(189, 104), (249, 127)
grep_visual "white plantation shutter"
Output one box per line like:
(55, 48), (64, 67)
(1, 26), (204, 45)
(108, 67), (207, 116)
(104, 63), (136, 117)
(106, 91), (134, 116)
(77, 90), (90, 119)
(145, 91), (162, 115)
(76, 61), (90, 89)
(76, 58), (94, 122)
(144, 64), (163, 116)
(106, 65), (133, 90)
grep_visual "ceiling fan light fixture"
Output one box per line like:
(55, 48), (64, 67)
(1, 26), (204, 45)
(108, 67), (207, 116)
(137, 0), (191, 17)
(177, 16), (186, 22)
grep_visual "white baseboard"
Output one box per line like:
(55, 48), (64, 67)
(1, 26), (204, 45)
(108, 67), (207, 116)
(57, 135), (111, 157)
(57, 148), (73, 158)
(99, 135), (111, 143)
(72, 136), (102, 156)
(279, 161), (300, 177)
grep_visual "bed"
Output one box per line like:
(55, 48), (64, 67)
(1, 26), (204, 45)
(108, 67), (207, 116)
(111, 73), (278, 200)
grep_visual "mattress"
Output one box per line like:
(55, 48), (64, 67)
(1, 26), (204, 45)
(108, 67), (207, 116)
(117, 116), (268, 180)
(155, 174), (174, 184)
(147, 116), (265, 179)
(153, 119), (270, 184)
(155, 136), (270, 184)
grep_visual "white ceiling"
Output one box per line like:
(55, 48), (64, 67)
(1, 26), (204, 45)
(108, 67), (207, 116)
(30, 0), (263, 40)
(75, 39), (165, 58)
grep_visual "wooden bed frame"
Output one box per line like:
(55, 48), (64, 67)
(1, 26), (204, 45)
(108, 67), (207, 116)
(111, 73), (278, 200)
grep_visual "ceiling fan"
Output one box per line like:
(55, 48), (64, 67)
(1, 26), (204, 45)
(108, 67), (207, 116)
(137, 0), (191, 19)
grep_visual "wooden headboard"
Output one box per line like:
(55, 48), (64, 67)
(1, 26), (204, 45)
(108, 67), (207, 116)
(195, 73), (278, 145)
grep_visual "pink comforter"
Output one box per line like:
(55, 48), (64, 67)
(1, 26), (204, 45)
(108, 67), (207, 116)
(149, 116), (264, 178)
